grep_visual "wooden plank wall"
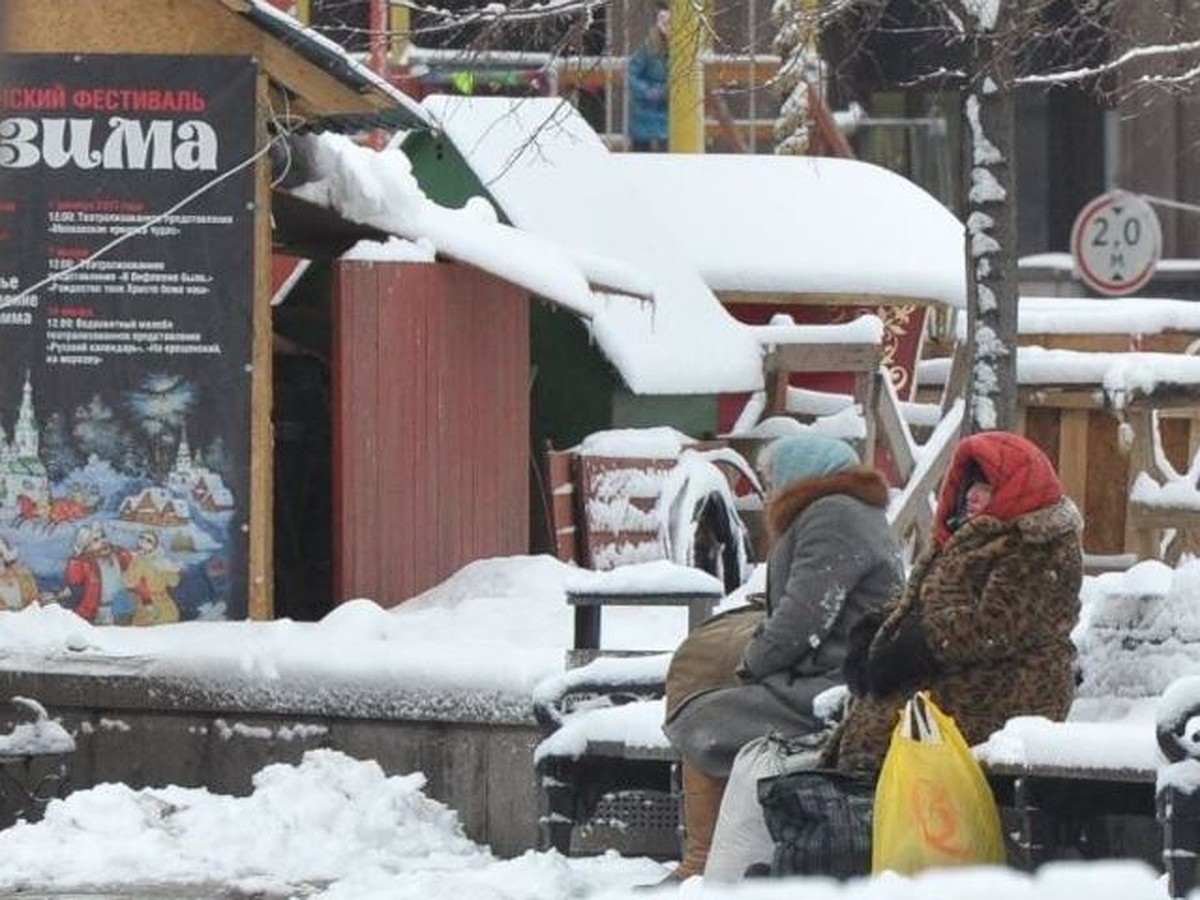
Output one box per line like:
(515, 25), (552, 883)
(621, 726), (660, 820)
(1021, 401), (1200, 557)
(333, 261), (529, 606)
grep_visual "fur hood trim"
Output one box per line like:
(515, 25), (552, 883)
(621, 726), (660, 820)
(947, 495), (1083, 546)
(766, 466), (889, 543)
(1017, 496), (1083, 543)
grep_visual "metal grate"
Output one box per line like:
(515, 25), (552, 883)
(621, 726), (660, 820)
(571, 789), (681, 859)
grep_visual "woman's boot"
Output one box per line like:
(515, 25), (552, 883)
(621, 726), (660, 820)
(672, 762), (727, 881)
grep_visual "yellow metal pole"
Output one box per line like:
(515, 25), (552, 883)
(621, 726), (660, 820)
(294, 0), (311, 24)
(389, 1), (410, 60)
(668, 0), (705, 153)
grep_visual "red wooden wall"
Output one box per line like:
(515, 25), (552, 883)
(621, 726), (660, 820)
(333, 260), (530, 606)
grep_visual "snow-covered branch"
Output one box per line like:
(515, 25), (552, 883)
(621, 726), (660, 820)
(389, 0), (604, 28)
(1016, 37), (1200, 87)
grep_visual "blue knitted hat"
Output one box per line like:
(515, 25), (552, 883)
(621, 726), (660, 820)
(767, 433), (859, 491)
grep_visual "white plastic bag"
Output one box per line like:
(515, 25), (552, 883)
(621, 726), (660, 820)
(704, 734), (791, 883)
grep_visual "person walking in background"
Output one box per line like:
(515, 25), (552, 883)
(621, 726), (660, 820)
(824, 430), (1083, 774)
(628, 0), (670, 151)
(657, 432), (903, 882)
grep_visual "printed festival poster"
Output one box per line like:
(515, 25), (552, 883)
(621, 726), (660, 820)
(0, 55), (256, 623)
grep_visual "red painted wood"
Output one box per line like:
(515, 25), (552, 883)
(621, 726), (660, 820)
(333, 261), (530, 607)
(332, 264), (380, 601)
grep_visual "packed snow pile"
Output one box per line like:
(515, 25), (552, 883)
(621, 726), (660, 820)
(0, 697), (74, 756)
(1075, 559), (1200, 699)
(0, 749), (490, 893)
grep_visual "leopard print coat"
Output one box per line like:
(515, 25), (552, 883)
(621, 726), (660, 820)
(823, 496), (1083, 773)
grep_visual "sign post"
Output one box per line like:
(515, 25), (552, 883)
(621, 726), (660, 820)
(1070, 189), (1162, 297)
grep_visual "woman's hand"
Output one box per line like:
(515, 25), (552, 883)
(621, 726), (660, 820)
(843, 607), (886, 696)
(867, 614), (940, 697)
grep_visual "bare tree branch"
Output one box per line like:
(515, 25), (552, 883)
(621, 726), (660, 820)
(1017, 36), (1200, 87)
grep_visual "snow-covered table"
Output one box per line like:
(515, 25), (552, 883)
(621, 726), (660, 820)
(563, 562), (724, 655)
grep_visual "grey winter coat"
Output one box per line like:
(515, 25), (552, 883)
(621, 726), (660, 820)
(663, 467), (903, 777)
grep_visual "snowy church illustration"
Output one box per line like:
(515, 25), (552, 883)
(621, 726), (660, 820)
(167, 429), (234, 513)
(0, 373), (49, 511)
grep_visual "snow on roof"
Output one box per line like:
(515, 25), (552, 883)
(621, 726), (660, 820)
(288, 132), (599, 320)
(612, 154), (967, 309)
(421, 95), (765, 395)
(1023, 295), (1200, 335)
(576, 426), (698, 458)
(244, 0), (430, 130)
(919, 346), (1200, 402)
(956, 295), (1200, 337)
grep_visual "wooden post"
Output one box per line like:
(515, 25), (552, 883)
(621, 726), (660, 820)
(856, 368), (878, 468)
(1124, 409), (1157, 560)
(250, 70), (275, 620)
(369, 0), (389, 76)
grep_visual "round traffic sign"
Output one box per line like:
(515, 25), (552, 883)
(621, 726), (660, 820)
(1070, 190), (1162, 296)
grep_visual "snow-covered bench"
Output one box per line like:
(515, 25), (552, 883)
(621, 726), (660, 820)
(977, 562), (1200, 897)
(534, 563), (739, 856)
(532, 653), (677, 857)
(0, 697), (75, 830)
(533, 559), (1200, 889)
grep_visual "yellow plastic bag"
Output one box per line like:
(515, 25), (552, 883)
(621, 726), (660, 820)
(871, 691), (1005, 874)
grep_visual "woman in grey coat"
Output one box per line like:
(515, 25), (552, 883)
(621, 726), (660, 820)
(658, 432), (903, 881)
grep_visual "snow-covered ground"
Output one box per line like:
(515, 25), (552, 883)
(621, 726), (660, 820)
(0, 745), (1168, 899)
(0, 553), (1194, 898)
(0, 746), (1168, 899)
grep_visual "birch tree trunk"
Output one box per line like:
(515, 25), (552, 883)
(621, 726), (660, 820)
(959, 9), (1019, 434)
(772, 0), (821, 155)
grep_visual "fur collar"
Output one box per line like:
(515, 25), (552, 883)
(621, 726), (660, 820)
(766, 466), (889, 544)
(948, 496), (1083, 546)
(1017, 496), (1083, 543)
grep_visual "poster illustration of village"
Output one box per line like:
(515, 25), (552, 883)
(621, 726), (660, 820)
(0, 55), (256, 623)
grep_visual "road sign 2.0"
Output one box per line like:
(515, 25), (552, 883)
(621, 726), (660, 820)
(1070, 190), (1162, 297)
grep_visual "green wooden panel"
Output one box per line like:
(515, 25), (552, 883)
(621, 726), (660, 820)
(530, 303), (616, 450)
(404, 131), (507, 221)
(611, 391), (719, 440)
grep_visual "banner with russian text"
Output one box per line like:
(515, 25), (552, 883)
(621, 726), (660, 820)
(0, 55), (256, 624)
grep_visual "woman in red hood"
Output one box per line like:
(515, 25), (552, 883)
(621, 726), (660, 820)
(822, 430), (1084, 773)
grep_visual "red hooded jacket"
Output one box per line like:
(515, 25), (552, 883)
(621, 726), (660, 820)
(933, 431), (1065, 545)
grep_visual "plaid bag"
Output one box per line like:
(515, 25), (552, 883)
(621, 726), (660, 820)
(756, 768), (874, 879)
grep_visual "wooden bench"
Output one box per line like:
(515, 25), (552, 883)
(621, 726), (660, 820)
(532, 656), (680, 858)
(537, 566), (724, 855)
(984, 760), (1156, 866)
(538, 562), (1200, 886)
(979, 690), (1200, 900)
